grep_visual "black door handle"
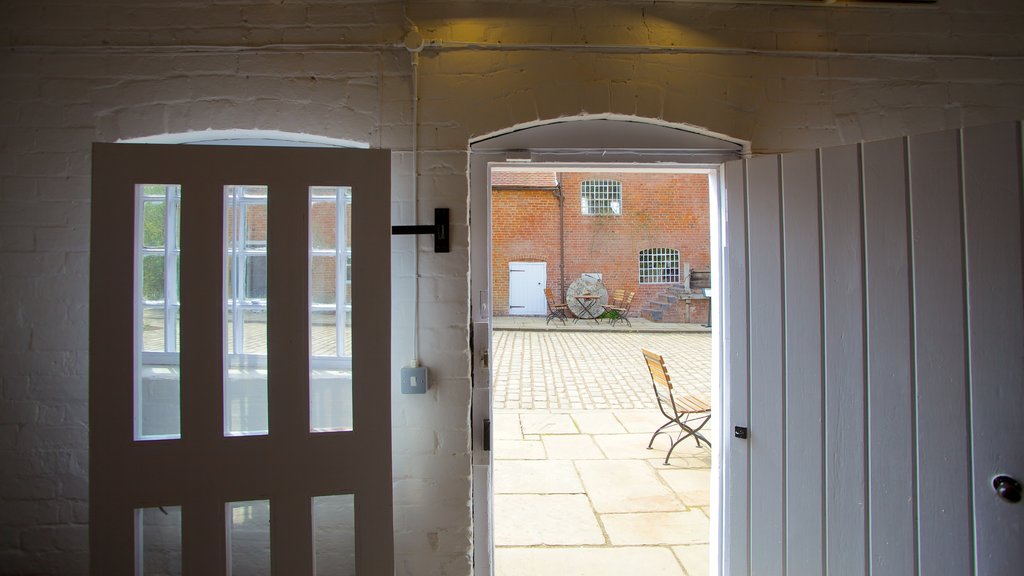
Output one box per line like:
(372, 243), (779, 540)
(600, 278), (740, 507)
(993, 475), (1021, 503)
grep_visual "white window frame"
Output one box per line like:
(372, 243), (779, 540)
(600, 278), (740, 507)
(133, 184), (182, 441)
(225, 185), (270, 369)
(309, 186), (352, 371)
(639, 247), (681, 284)
(581, 179), (622, 215)
(135, 184), (181, 366)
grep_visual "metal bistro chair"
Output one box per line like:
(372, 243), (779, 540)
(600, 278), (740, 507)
(641, 348), (712, 464)
(607, 290), (635, 327)
(543, 287), (569, 325)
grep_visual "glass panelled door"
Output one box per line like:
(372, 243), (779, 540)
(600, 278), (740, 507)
(90, 143), (392, 575)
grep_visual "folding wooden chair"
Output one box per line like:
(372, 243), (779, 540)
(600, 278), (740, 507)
(641, 348), (711, 464)
(543, 287), (569, 325)
(607, 290), (634, 327)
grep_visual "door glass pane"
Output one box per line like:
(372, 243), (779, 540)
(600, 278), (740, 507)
(225, 186), (269, 437)
(136, 505), (182, 576)
(136, 184), (181, 441)
(313, 494), (355, 576)
(244, 204), (268, 250)
(142, 201), (166, 248)
(311, 256), (336, 305)
(228, 500), (270, 576)
(310, 187), (352, 433)
(141, 255), (165, 302)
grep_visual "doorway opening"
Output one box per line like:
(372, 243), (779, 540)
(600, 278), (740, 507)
(491, 164), (716, 575)
(469, 115), (747, 576)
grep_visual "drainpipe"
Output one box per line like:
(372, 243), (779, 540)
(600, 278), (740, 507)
(554, 176), (566, 298)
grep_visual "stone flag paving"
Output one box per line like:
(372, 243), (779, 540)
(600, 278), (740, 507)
(492, 327), (714, 576)
(493, 409), (713, 576)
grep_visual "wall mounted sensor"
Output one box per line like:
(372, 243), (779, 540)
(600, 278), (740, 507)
(401, 366), (428, 394)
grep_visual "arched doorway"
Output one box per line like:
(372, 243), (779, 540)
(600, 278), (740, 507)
(468, 114), (746, 575)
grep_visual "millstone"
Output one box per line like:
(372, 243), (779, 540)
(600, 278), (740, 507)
(565, 276), (608, 317)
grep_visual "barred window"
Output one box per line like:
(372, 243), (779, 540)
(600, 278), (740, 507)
(639, 248), (680, 284)
(581, 179), (622, 215)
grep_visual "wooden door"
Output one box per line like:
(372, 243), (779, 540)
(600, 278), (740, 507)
(90, 143), (393, 575)
(720, 122), (1023, 575)
(508, 262), (547, 315)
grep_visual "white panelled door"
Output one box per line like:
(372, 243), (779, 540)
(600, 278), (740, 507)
(90, 143), (393, 575)
(508, 262), (547, 315)
(721, 122), (1023, 575)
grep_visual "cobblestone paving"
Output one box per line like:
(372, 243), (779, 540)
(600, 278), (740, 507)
(492, 330), (712, 410)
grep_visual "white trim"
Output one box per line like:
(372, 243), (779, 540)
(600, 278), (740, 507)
(469, 113), (750, 154)
(120, 129), (369, 149)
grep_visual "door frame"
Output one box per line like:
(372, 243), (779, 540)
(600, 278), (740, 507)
(468, 116), (747, 575)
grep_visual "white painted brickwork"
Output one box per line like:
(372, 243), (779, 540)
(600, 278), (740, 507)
(1, 0), (1024, 573)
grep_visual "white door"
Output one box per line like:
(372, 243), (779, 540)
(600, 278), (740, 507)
(721, 122), (1023, 575)
(507, 262), (547, 315)
(89, 143), (393, 574)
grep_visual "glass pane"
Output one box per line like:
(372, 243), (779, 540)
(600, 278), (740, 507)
(244, 256), (268, 301)
(241, 185), (268, 198)
(225, 309), (268, 436)
(136, 505), (182, 576)
(311, 311), (337, 357)
(311, 366), (352, 432)
(142, 255), (165, 302)
(311, 256), (337, 305)
(310, 187), (352, 433)
(138, 361), (181, 439)
(310, 186), (339, 199)
(245, 204), (268, 250)
(311, 200), (337, 251)
(313, 495), (355, 576)
(225, 186), (269, 437)
(238, 308), (267, 355)
(143, 201), (166, 248)
(228, 500), (270, 576)
(135, 184), (181, 442)
(141, 184), (168, 198)
(142, 307), (165, 353)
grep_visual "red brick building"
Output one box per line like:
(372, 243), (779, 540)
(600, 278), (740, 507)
(491, 170), (710, 322)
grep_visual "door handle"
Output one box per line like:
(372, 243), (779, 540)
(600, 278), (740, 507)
(993, 475), (1021, 503)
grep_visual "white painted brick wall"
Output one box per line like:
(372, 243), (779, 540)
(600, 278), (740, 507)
(2, 0), (1024, 574)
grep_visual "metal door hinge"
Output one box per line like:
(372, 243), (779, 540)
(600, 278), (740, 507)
(391, 207), (449, 252)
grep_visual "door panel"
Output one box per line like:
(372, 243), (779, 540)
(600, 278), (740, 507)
(90, 143), (392, 575)
(962, 122), (1024, 576)
(780, 149), (824, 576)
(746, 156), (784, 575)
(722, 121), (1023, 575)
(862, 137), (915, 575)
(907, 129), (972, 576)
(508, 262), (546, 315)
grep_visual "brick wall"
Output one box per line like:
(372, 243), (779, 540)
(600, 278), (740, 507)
(492, 172), (710, 318)
(491, 188), (561, 313)
(2, 0), (1024, 574)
